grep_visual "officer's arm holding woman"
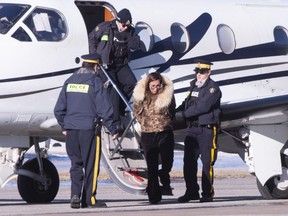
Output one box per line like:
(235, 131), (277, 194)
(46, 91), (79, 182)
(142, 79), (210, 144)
(175, 82), (221, 121)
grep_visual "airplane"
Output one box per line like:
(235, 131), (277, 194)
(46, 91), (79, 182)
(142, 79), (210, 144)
(0, 0), (288, 203)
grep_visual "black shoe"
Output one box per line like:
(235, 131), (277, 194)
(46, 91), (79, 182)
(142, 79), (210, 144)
(88, 201), (107, 208)
(70, 195), (80, 209)
(160, 186), (173, 196)
(178, 192), (200, 203)
(149, 198), (161, 204)
(81, 203), (88, 208)
(200, 196), (213, 203)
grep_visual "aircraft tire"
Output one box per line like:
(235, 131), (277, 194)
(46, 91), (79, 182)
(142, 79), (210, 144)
(256, 167), (288, 199)
(17, 158), (59, 203)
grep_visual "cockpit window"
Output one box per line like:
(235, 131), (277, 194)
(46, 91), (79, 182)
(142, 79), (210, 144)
(23, 7), (67, 41)
(12, 26), (31, 41)
(0, 4), (29, 34)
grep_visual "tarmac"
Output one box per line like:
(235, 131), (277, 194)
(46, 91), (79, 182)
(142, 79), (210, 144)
(1, 174), (288, 216)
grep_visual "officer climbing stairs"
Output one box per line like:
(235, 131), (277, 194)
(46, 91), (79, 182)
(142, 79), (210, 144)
(99, 65), (148, 195)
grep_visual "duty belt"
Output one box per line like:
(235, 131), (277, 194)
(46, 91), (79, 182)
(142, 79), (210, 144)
(187, 121), (216, 129)
(112, 57), (127, 66)
(187, 121), (199, 127)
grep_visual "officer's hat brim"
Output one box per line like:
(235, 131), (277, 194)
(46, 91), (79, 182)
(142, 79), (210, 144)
(81, 53), (101, 64)
(193, 59), (213, 72)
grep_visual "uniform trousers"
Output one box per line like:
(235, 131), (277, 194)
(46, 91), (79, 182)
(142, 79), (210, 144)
(106, 63), (137, 124)
(141, 130), (174, 201)
(183, 125), (218, 198)
(65, 129), (101, 207)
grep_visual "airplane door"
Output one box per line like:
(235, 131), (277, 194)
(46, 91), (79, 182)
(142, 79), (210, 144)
(75, 1), (115, 34)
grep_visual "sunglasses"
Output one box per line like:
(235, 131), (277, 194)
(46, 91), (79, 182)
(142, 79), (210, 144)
(149, 84), (162, 89)
(194, 68), (209, 74)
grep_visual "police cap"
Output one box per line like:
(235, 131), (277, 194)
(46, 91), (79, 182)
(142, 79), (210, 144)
(81, 53), (101, 64)
(116, 8), (132, 26)
(193, 59), (213, 73)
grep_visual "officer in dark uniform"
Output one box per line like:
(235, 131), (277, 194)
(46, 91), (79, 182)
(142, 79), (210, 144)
(88, 8), (140, 132)
(54, 53), (118, 209)
(175, 59), (222, 203)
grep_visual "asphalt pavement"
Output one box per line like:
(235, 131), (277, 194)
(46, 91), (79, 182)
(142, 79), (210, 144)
(1, 175), (288, 216)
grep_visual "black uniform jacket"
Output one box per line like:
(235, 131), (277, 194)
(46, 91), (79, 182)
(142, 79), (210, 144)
(88, 20), (140, 65)
(54, 68), (117, 134)
(176, 77), (222, 126)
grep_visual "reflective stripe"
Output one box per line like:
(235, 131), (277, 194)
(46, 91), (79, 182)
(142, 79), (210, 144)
(209, 125), (217, 193)
(91, 135), (101, 205)
(101, 35), (108, 41)
(66, 84), (89, 93)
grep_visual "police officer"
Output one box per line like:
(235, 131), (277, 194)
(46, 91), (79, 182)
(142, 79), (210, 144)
(175, 59), (222, 203)
(54, 53), (118, 209)
(88, 8), (140, 132)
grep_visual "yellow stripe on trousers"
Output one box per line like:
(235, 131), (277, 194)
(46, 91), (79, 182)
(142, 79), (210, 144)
(91, 135), (101, 205)
(209, 126), (217, 193)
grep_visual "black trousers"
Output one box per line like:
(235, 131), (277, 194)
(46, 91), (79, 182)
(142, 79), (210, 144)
(65, 129), (101, 206)
(106, 64), (137, 123)
(141, 131), (174, 201)
(183, 126), (218, 198)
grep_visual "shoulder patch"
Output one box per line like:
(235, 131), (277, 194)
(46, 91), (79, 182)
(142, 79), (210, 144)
(209, 87), (216, 93)
(95, 26), (99, 31)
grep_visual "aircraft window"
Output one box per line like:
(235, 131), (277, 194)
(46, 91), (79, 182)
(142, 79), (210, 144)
(135, 22), (154, 52)
(217, 24), (236, 54)
(11, 27), (31, 41)
(274, 26), (288, 47)
(23, 8), (67, 42)
(170, 23), (190, 53)
(0, 4), (30, 34)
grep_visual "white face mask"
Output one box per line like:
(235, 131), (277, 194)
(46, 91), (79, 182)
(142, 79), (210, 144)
(196, 77), (208, 88)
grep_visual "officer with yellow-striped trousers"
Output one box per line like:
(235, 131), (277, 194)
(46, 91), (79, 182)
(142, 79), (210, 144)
(175, 59), (222, 203)
(54, 54), (118, 209)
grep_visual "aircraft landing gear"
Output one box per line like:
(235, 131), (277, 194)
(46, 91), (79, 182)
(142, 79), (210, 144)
(256, 154), (288, 199)
(256, 167), (288, 199)
(17, 158), (59, 203)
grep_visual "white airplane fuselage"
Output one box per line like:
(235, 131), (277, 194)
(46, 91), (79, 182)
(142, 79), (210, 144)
(1, 0), (288, 201)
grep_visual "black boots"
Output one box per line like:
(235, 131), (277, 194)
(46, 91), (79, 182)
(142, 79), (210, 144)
(178, 191), (214, 203)
(160, 185), (173, 196)
(70, 195), (81, 209)
(199, 196), (213, 202)
(177, 191), (200, 203)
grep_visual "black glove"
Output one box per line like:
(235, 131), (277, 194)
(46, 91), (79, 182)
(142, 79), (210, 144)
(175, 111), (185, 120)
